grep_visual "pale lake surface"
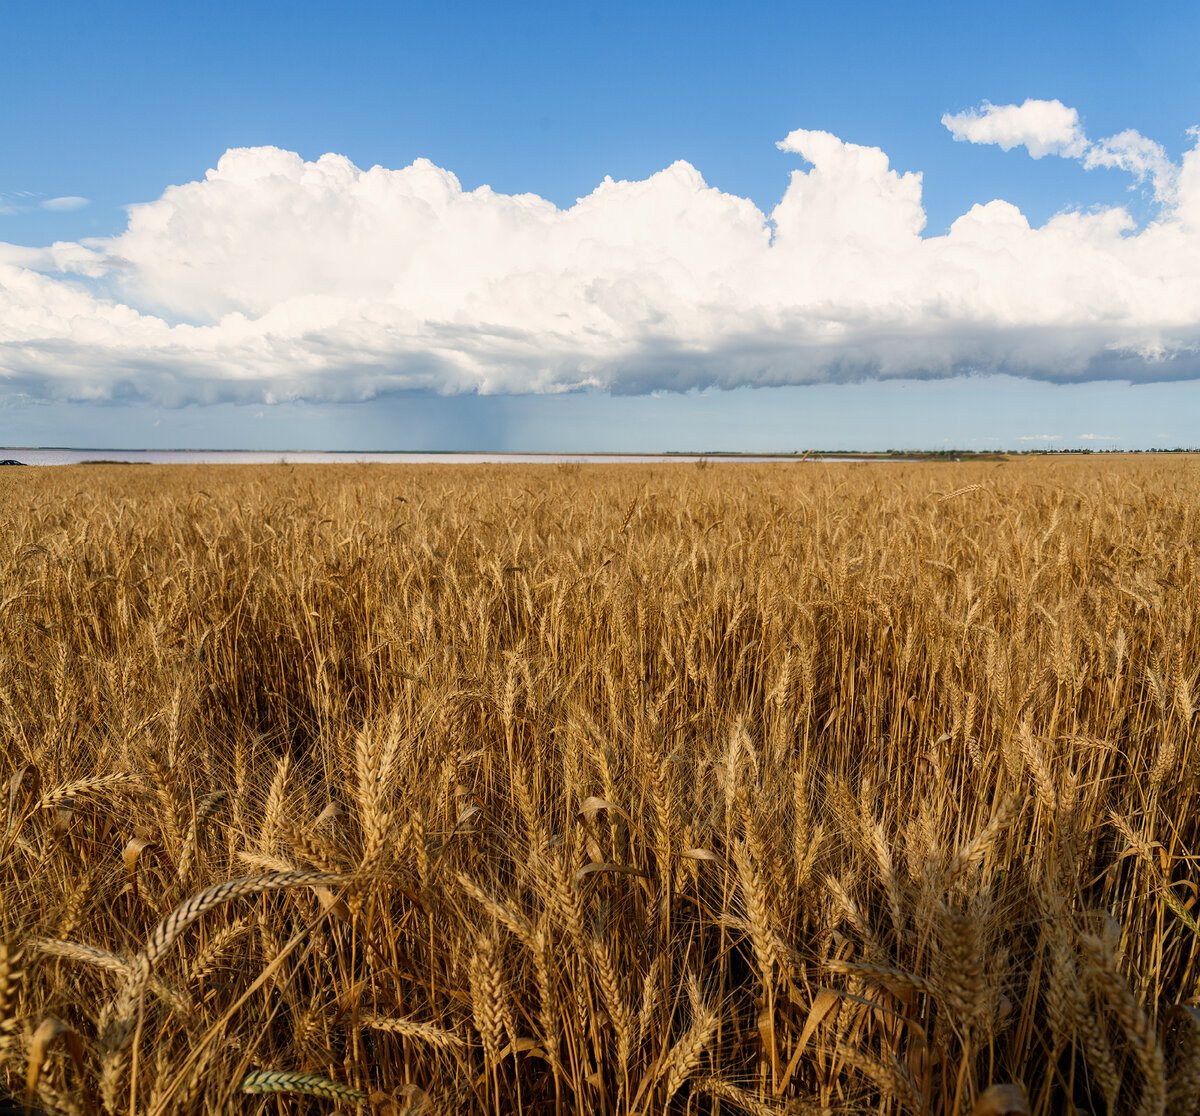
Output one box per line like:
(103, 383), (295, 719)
(1, 449), (882, 466)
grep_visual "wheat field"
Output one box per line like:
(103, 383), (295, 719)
(1, 458), (1198, 1116)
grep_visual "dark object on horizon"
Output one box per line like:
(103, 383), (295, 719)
(0, 459), (25, 466)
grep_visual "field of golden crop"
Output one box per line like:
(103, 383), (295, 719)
(1, 458), (1198, 1116)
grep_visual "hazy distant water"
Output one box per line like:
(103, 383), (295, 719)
(0, 449), (872, 466)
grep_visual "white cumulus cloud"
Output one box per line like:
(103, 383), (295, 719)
(942, 99), (1088, 159)
(2, 105), (1200, 406)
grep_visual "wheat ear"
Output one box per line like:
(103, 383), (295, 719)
(362, 1016), (465, 1048)
(141, 869), (349, 970)
(241, 1069), (366, 1104)
(1081, 931), (1166, 1116)
(0, 939), (23, 1032)
(659, 975), (719, 1105)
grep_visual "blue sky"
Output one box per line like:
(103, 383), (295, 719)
(3, 0), (1199, 451)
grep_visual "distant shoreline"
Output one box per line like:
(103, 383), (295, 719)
(2, 448), (986, 466)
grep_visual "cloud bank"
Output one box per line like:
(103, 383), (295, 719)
(3, 100), (1200, 404)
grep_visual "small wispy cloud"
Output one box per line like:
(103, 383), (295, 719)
(3, 192), (91, 216)
(1084, 131), (1176, 201)
(1016, 434), (1064, 441)
(1079, 433), (1120, 440)
(39, 196), (90, 212)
